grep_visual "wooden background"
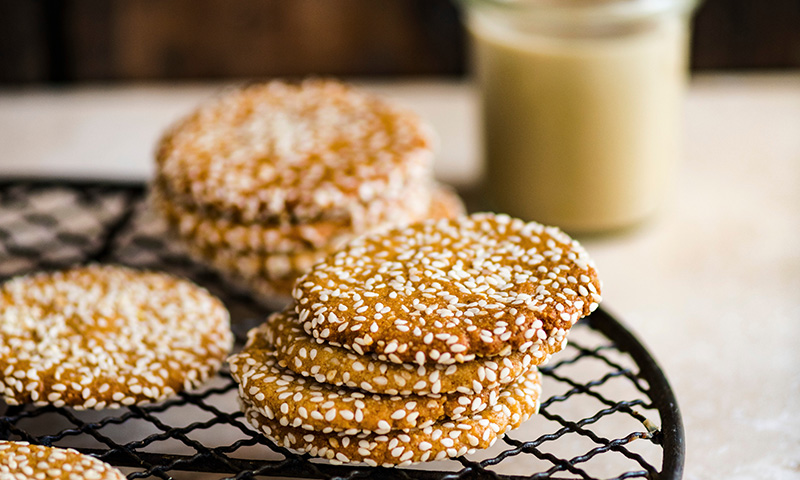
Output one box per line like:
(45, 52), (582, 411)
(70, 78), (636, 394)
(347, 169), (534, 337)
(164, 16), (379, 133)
(2, 0), (799, 84)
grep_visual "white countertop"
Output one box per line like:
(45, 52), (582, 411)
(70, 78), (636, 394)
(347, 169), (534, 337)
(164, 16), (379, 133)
(1, 74), (799, 479)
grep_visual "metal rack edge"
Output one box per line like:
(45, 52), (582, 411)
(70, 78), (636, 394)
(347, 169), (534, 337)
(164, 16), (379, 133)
(586, 309), (685, 480)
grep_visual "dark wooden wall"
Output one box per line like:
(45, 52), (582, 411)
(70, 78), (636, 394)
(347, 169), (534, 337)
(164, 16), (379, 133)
(692, 0), (800, 69)
(2, 0), (799, 84)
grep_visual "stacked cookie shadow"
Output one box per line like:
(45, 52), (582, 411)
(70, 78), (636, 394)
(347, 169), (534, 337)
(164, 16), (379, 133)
(152, 79), (463, 301)
(230, 213), (602, 466)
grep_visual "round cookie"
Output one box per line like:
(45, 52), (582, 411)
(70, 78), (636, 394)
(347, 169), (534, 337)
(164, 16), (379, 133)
(167, 187), (465, 301)
(152, 181), (464, 255)
(151, 182), (361, 253)
(241, 368), (541, 467)
(428, 183), (467, 221)
(293, 213), (602, 365)
(183, 240), (331, 282)
(215, 270), (296, 305)
(0, 265), (232, 409)
(0, 441), (127, 480)
(229, 339), (506, 434)
(180, 183), (468, 285)
(260, 310), (541, 396)
(156, 79), (435, 224)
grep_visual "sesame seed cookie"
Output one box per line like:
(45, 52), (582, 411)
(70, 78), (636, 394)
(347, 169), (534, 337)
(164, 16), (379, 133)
(294, 213), (601, 365)
(184, 241), (331, 284)
(180, 183), (467, 286)
(156, 79), (434, 224)
(241, 368), (541, 467)
(0, 441), (126, 480)
(261, 310), (539, 396)
(151, 180), (445, 254)
(0, 265), (232, 409)
(152, 184), (366, 254)
(214, 270), (297, 305)
(168, 186), (465, 300)
(152, 182), (463, 255)
(428, 183), (467, 220)
(229, 335), (507, 434)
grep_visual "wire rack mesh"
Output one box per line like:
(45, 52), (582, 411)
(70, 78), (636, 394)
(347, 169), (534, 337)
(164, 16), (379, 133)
(0, 181), (684, 480)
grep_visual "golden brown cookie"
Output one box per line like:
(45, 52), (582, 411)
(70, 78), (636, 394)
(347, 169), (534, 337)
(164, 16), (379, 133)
(294, 213), (601, 365)
(160, 185), (465, 301)
(229, 337), (504, 434)
(241, 368), (541, 467)
(428, 183), (467, 220)
(181, 240), (326, 302)
(213, 270), (296, 305)
(152, 181), (464, 255)
(260, 310), (540, 396)
(151, 180), (445, 254)
(0, 265), (232, 409)
(0, 441), (126, 480)
(183, 240), (330, 283)
(180, 184), (467, 286)
(151, 182), (358, 253)
(155, 79), (434, 224)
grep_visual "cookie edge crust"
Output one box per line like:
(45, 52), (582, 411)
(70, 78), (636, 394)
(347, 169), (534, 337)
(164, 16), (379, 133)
(240, 368), (542, 467)
(262, 310), (539, 396)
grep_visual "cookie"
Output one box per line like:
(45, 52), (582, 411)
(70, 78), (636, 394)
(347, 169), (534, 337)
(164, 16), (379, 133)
(241, 368), (541, 467)
(294, 213), (601, 365)
(155, 79), (434, 224)
(152, 181), (463, 255)
(214, 270), (296, 304)
(180, 184), (467, 283)
(0, 265), (232, 409)
(183, 240), (331, 283)
(0, 441), (126, 480)
(229, 339), (505, 434)
(165, 186), (465, 300)
(152, 184), (362, 253)
(428, 183), (467, 221)
(152, 180), (347, 251)
(260, 310), (538, 396)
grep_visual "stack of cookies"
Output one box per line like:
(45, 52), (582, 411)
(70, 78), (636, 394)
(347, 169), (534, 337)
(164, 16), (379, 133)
(152, 79), (464, 301)
(229, 212), (602, 466)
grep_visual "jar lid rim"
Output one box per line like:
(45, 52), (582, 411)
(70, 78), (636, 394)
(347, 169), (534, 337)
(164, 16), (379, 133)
(460, 0), (700, 18)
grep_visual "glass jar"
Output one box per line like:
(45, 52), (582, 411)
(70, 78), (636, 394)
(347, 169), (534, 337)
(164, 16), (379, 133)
(460, 0), (700, 233)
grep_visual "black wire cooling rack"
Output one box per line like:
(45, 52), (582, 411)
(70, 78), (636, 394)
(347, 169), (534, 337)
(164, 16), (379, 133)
(0, 181), (684, 480)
